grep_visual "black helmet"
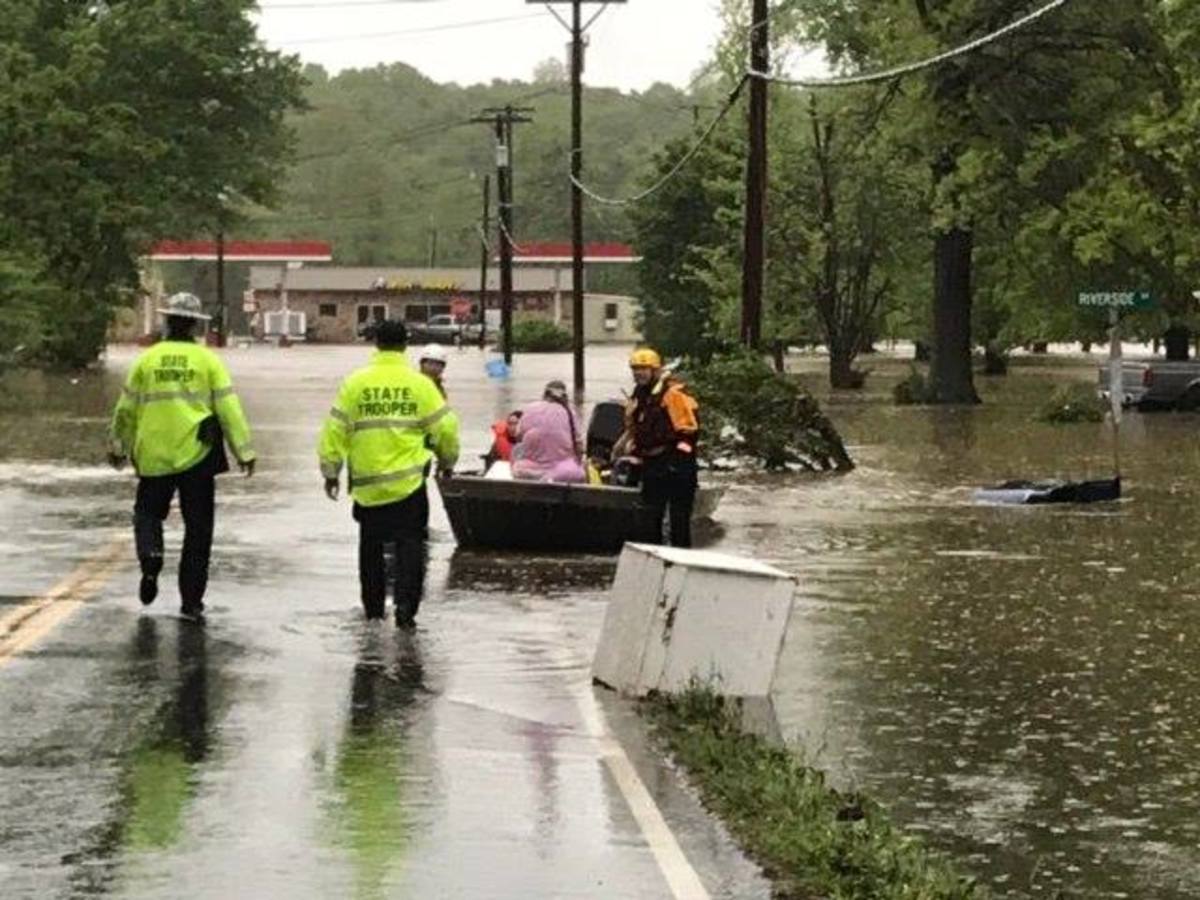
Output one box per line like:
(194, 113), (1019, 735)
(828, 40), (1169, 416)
(373, 319), (408, 348)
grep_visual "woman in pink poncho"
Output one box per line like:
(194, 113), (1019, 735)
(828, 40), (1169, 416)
(512, 380), (586, 483)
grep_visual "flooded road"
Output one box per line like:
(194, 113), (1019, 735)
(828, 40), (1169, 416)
(0, 345), (764, 900)
(3, 342), (1199, 898)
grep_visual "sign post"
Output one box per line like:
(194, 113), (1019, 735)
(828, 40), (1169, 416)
(1077, 291), (1156, 480)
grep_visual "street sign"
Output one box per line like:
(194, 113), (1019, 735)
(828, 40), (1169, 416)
(1077, 291), (1155, 310)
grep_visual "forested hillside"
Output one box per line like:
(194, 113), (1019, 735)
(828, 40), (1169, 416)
(245, 62), (714, 266)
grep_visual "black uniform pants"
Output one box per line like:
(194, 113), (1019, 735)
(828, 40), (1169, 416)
(134, 454), (217, 609)
(641, 452), (699, 548)
(354, 486), (429, 622)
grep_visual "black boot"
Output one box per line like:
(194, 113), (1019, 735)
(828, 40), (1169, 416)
(139, 575), (158, 606)
(180, 600), (206, 624)
(134, 510), (164, 608)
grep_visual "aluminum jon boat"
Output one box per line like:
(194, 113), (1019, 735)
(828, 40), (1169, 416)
(437, 476), (724, 553)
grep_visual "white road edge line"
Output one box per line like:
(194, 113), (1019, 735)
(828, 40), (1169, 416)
(566, 653), (712, 900)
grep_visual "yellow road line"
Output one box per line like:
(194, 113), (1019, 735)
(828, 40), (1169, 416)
(0, 537), (132, 668)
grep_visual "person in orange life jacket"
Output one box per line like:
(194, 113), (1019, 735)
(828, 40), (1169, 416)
(483, 410), (522, 470)
(624, 347), (700, 548)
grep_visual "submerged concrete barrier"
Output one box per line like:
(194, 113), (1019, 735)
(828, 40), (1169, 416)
(592, 544), (797, 699)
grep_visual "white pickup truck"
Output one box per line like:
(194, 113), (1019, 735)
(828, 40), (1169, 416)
(407, 314), (484, 346)
(1099, 360), (1200, 410)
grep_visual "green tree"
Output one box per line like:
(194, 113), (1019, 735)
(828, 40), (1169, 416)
(0, 0), (304, 367)
(794, 0), (1171, 402)
(769, 88), (923, 386)
(628, 122), (744, 359)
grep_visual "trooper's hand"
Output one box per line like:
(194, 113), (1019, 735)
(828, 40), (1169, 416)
(106, 453), (126, 471)
(324, 477), (340, 501)
(239, 458), (256, 478)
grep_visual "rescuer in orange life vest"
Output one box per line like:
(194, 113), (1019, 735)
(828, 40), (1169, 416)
(622, 347), (700, 547)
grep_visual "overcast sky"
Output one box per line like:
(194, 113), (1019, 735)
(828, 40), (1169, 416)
(253, 0), (823, 92)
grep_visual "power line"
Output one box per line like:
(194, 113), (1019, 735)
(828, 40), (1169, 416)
(753, 0), (1071, 89)
(497, 219), (530, 255)
(292, 87), (559, 164)
(569, 75), (748, 207)
(294, 117), (474, 163)
(259, 0), (451, 9)
(279, 11), (547, 45)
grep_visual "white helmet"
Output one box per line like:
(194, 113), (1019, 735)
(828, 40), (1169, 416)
(156, 292), (211, 321)
(419, 343), (448, 364)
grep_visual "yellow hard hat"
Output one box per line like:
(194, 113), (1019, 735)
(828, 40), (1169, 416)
(629, 347), (662, 368)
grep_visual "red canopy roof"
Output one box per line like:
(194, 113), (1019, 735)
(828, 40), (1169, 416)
(507, 242), (639, 264)
(148, 240), (333, 262)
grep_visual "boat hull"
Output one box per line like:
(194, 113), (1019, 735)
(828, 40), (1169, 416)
(438, 476), (724, 553)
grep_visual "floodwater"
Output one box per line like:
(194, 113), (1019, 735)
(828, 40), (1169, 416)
(761, 354), (1200, 899)
(0, 345), (765, 900)
(2, 342), (1198, 898)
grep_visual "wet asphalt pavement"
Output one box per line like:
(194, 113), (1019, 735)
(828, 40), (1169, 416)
(0, 345), (768, 900)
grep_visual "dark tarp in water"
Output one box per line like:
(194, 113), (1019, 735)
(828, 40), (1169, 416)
(974, 477), (1121, 505)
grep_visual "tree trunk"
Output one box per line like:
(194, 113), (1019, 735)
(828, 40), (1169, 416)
(829, 345), (862, 389)
(1031, 341), (1048, 354)
(772, 339), (785, 373)
(914, 340), (932, 362)
(982, 342), (1008, 376)
(1081, 340), (1091, 353)
(930, 225), (980, 403)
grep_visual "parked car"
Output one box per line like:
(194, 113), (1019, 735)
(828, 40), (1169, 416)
(1098, 359), (1200, 410)
(408, 314), (483, 345)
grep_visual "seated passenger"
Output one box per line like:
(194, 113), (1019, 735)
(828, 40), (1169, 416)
(483, 410), (522, 471)
(512, 381), (586, 484)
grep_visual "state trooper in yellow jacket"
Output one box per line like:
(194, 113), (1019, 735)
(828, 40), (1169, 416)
(318, 320), (459, 626)
(108, 293), (256, 620)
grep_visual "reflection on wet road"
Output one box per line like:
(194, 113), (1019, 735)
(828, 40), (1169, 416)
(0, 345), (765, 900)
(8, 344), (1200, 897)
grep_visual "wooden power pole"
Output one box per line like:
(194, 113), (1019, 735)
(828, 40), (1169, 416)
(570, 0), (586, 393)
(539, 0), (622, 392)
(741, 0), (769, 349)
(477, 173), (491, 348)
(215, 227), (226, 346)
(473, 106), (533, 365)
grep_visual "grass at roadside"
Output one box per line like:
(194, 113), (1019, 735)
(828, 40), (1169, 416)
(644, 688), (986, 900)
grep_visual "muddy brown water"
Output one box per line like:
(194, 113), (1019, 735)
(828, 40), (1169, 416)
(3, 345), (1199, 898)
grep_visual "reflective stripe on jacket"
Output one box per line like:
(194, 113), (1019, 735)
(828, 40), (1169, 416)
(108, 340), (255, 477)
(627, 376), (699, 458)
(318, 351), (460, 508)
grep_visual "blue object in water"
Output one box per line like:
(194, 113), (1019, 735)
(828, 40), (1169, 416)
(485, 358), (511, 379)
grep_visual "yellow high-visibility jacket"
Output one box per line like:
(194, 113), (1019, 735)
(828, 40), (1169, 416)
(109, 340), (255, 477)
(318, 351), (460, 507)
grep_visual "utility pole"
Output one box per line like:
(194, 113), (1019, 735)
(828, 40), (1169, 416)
(477, 173), (491, 348)
(215, 227), (226, 346)
(540, 0), (619, 392)
(473, 105), (534, 366)
(570, 0), (586, 393)
(427, 222), (439, 268)
(740, 0), (769, 349)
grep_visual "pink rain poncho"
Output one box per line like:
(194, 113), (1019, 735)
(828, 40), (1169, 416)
(512, 399), (586, 483)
